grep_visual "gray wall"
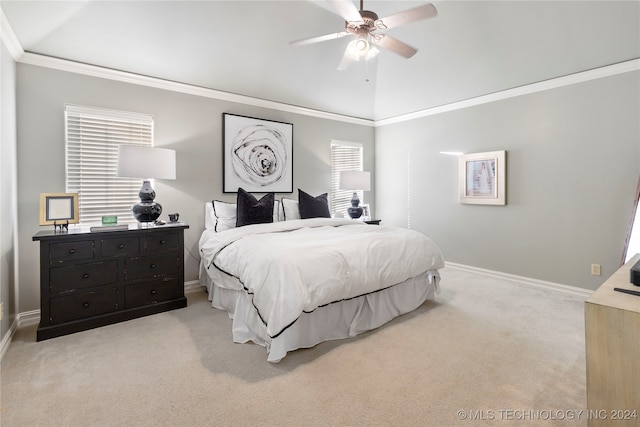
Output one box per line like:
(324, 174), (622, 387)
(16, 64), (374, 313)
(1, 40), (18, 342)
(376, 71), (640, 290)
(10, 60), (640, 322)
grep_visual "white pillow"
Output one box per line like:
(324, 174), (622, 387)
(205, 202), (216, 229)
(212, 200), (237, 232)
(206, 200), (281, 232)
(282, 198), (300, 221)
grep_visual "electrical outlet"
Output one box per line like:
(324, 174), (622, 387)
(591, 264), (601, 276)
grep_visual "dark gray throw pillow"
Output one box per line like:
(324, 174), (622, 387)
(236, 188), (275, 227)
(298, 189), (330, 219)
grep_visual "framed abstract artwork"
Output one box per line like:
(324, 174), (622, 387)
(223, 113), (293, 193)
(39, 192), (80, 225)
(458, 151), (506, 205)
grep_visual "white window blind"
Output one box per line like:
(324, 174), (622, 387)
(330, 141), (364, 216)
(65, 105), (154, 225)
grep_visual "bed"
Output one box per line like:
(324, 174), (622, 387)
(198, 195), (444, 362)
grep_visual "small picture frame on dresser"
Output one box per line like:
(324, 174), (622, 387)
(361, 204), (371, 221)
(39, 193), (79, 226)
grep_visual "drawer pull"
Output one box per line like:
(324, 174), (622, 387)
(69, 249), (76, 255)
(118, 244), (125, 249)
(150, 289), (157, 295)
(150, 264), (157, 269)
(82, 302), (90, 308)
(159, 239), (166, 245)
(82, 273), (90, 279)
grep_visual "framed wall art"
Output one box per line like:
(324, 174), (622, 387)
(223, 113), (293, 193)
(39, 192), (79, 225)
(458, 150), (506, 205)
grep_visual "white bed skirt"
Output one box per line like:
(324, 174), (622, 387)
(200, 262), (440, 363)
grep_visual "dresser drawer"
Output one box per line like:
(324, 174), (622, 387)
(125, 254), (179, 280)
(50, 261), (118, 293)
(143, 232), (180, 253)
(49, 240), (94, 262)
(49, 287), (119, 325)
(125, 278), (181, 308)
(101, 236), (140, 257)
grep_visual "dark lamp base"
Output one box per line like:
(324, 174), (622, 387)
(347, 206), (363, 219)
(347, 191), (363, 219)
(132, 202), (162, 223)
(133, 180), (162, 222)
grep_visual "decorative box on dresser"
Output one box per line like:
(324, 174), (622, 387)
(584, 254), (640, 427)
(33, 223), (189, 341)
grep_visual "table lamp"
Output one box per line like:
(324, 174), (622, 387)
(117, 145), (176, 223)
(340, 170), (371, 219)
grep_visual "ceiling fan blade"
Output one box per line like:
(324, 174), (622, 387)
(374, 3), (437, 31)
(371, 34), (418, 58)
(324, 0), (364, 24)
(290, 31), (350, 47)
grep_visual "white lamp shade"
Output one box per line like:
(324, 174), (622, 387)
(117, 145), (176, 180)
(340, 171), (371, 191)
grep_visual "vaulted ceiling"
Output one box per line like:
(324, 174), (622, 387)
(2, 1), (639, 121)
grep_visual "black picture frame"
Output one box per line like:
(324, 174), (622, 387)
(223, 113), (293, 193)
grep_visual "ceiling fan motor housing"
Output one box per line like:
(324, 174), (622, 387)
(345, 10), (380, 35)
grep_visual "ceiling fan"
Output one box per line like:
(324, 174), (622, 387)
(291, 0), (438, 70)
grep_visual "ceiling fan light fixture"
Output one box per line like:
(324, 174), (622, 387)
(346, 38), (368, 58)
(365, 45), (380, 61)
(354, 38), (368, 52)
(346, 37), (378, 61)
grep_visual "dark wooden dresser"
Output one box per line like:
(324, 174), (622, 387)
(33, 223), (188, 341)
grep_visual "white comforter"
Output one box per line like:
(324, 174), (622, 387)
(199, 218), (444, 338)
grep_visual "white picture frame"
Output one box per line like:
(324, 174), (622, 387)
(361, 204), (371, 221)
(459, 151), (506, 205)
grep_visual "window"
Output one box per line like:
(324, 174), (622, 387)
(65, 105), (153, 224)
(330, 141), (363, 215)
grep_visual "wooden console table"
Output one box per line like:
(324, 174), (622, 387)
(585, 254), (640, 426)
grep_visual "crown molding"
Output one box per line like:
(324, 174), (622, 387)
(21, 52), (638, 128)
(0, 8), (24, 60)
(17, 51), (375, 127)
(376, 59), (640, 127)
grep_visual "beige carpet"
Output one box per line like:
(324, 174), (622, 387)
(1, 268), (588, 426)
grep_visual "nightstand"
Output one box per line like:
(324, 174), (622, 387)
(33, 223), (188, 341)
(364, 219), (381, 225)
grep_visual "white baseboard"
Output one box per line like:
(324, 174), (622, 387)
(0, 317), (18, 361)
(184, 279), (205, 294)
(0, 309), (40, 361)
(444, 262), (593, 298)
(18, 309), (41, 327)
